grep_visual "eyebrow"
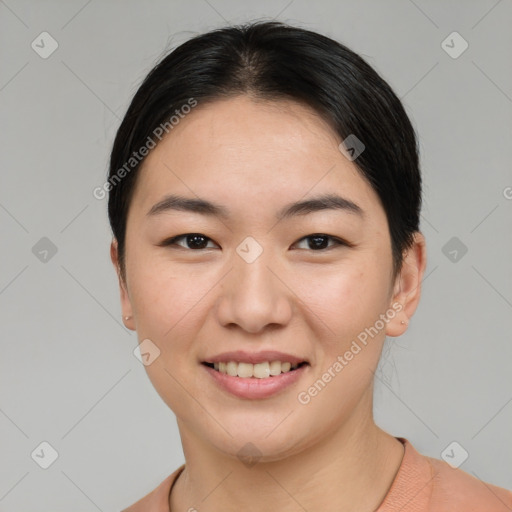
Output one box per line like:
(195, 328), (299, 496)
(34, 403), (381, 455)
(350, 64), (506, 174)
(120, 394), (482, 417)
(146, 193), (365, 220)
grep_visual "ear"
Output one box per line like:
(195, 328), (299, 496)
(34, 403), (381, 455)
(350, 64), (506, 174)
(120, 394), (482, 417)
(110, 238), (135, 330)
(385, 231), (427, 337)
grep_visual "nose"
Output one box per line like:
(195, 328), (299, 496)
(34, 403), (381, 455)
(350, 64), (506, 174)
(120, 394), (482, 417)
(215, 249), (293, 334)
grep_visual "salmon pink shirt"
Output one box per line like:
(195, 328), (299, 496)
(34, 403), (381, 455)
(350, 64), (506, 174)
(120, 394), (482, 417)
(121, 437), (512, 511)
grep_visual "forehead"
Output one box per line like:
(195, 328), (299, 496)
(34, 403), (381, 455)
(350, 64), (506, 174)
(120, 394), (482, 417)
(129, 96), (383, 224)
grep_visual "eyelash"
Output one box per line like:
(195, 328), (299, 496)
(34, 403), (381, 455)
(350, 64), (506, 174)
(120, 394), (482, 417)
(159, 233), (350, 252)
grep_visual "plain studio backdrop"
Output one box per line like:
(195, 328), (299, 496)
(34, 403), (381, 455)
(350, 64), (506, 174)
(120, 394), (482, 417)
(1, 0), (511, 510)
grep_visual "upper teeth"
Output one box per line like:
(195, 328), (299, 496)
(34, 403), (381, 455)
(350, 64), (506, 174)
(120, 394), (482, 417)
(213, 361), (300, 378)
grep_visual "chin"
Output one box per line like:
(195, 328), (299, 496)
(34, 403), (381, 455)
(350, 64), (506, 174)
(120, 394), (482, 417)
(204, 423), (308, 464)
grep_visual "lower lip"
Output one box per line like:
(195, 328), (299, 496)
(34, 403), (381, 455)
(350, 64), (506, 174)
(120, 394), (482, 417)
(202, 363), (309, 400)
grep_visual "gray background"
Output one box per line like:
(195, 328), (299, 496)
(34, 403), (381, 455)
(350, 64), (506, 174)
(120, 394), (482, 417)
(1, 0), (511, 510)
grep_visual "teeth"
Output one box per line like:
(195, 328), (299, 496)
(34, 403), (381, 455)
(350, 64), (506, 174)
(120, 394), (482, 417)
(211, 361), (300, 378)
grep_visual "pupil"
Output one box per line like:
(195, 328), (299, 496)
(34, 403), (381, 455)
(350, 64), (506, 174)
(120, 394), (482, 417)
(189, 234), (207, 249)
(310, 235), (327, 249)
(186, 235), (328, 250)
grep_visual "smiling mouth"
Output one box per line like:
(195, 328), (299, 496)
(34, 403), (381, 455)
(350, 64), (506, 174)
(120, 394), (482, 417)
(202, 361), (309, 379)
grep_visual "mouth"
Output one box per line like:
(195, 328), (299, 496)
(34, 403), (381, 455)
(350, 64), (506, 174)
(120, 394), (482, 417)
(201, 360), (309, 379)
(201, 359), (310, 399)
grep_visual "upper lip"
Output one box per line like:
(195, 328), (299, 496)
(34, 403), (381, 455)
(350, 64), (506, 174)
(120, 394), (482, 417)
(202, 350), (308, 365)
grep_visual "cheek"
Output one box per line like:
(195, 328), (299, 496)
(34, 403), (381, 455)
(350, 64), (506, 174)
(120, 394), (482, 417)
(293, 258), (390, 339)
(127, 263), (211, 413)
(290, 264), (389, 414)
(127, 253), (217, 349)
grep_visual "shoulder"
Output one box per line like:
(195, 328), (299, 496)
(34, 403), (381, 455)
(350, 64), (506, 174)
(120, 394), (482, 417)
(121, 464), (185, 512)
(425, 454), (512, 511)
(378, 438), (512, 512)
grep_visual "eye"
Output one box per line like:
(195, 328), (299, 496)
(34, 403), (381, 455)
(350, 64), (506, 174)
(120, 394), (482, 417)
(159, 233), (349, 251)
(293, 233), (348, 251)
(160, 233), (218, 250)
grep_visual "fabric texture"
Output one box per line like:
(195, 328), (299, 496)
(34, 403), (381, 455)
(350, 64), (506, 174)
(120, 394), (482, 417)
(121, 437), (512, 511)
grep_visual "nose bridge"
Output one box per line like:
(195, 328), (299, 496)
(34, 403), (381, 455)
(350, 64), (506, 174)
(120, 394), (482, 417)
(233, 234), (278, 290)
(216, 240), (292, 333)
(236, 246), (275, 294)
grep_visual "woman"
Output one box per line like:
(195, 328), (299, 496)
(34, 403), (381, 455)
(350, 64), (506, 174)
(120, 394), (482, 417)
(107, 21), (512, 511)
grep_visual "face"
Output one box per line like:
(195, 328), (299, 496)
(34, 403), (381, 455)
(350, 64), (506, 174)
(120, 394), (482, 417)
(111, 95), (424, 461)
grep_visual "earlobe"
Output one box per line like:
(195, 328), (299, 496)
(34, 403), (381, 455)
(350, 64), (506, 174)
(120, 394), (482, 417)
(110, 238), (135, 330)
(385, 231), (427, 337)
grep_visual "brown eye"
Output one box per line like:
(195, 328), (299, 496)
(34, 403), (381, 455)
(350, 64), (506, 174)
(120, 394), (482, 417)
(161, 233), (218, 250)
(294, 234), (347, 251)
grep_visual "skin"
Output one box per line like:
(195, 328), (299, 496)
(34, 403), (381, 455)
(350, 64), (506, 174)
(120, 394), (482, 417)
(111, 95), (427, 512)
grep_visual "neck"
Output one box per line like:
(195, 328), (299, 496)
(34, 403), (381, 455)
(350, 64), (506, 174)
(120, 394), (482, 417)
(170, 396), (404, 512)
